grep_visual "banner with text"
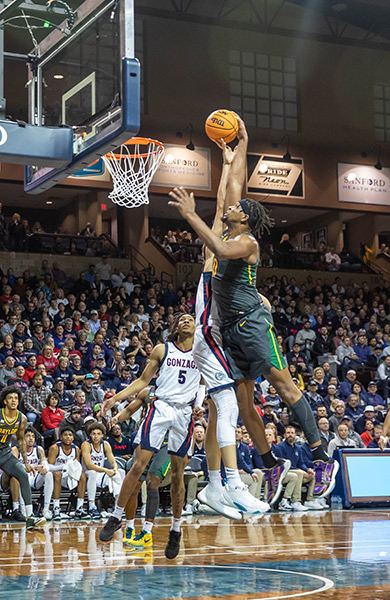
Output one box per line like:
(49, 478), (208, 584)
(338, 163), (390, 206)
(152, 145), (211, 190)
(247, 154), (304, 198)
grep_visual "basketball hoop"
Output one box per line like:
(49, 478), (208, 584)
(103, 137), (165, 208)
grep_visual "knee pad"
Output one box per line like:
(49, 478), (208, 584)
(211, 387), (238, 448)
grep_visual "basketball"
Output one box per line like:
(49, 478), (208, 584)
(205, 109), (238, 144)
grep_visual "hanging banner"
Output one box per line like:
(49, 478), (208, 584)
(152, 145), (211, 190)
(247, 154), (304, 198)
(338, 163), (390, 206)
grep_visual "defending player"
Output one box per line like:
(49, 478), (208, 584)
(99, 314), (200, 560)
(0, 385), (45, 528)
(192, 141), (282, 516)
(13, 427), (54, 521)
(168, 116), (338, 498)
(48, 427), (89, 521)
(81, 422), (125, 520)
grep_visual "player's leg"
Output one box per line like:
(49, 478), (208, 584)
(266, 367), (339, 497)
(0, 451), (45, 528)
(74, 471), (90, 520)
(34, 472), (54, 520)
(99, 445), (154, 542)
(86, 470), (107, 520)
(165, 453), (187, 560)
(6, 474), (23, 521)
(122, 481), (142, 545)
(127, 471), (161, 549)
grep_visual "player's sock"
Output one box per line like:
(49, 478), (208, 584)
(89, 502), (96, 510)
(208, 470), (223, 490)
(53, 499), (60, 510)
(13, 502), (20, 511)
(76, 498), (84, 510)
(291, 395), (322, 448)
(171, 517), (181, 532)
(261, 451), (278, 468)
(25, 505), (33, 517)
(113, 504), (124, 520)
(143, 520), (153, 534)
(225, 468), (241, 487)
(126, 519), (135, 529)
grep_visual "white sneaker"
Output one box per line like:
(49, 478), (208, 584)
(43, 508), (52, 521)
(291, 502), (309, 512)
(223, 484), (270, 515)
(278, 498), (293, 512)
(184, 503), (193, 515)
(316, 497), (328, 509)
(304, 500), (324, 511)
(197, 485), (241, 520)
(52, 507), (62, 522)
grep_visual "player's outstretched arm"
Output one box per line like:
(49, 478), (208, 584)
(101, 345), (165, 415)
(225, 115), (248, 210)
(169, 187), (256, 261)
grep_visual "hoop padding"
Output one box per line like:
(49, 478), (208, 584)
(103, 137), (165, 208)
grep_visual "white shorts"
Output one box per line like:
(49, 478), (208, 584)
(85, 470), (107, 488)
(193, 327), (234, 394)
(61, 472), (77, 490)
(140, 399), (194, 458)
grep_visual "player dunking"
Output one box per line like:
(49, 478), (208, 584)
(169, 116), (338, 497)
(99, 314), (200, 559)
(192, 140), (286, 516)
(0, 386), (45, 528)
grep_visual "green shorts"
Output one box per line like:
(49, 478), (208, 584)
(221, 303), (286, 380)
(128, 443), (171, 482)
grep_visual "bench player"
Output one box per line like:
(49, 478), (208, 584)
(169, 116), (338, 498)
(13, 427), (54, 521)
(0, 385), (45, 528)
(99, 314), (200, 560)
(48, 427), (89, 521)
(81, 422), (125, 520)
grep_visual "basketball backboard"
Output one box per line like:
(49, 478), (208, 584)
(0, 0), (140, 193)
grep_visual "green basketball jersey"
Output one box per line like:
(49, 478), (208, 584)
(212, 233), (260, 320)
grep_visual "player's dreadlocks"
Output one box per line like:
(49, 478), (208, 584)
(239, 198), (274, 241)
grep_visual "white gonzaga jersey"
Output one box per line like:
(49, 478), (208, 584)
(87, 440), (106, 468)
(155, 342), (200, 405)
(195, 270), (213, 329)
(55, 441), (77, 466)
(18, 444), (40, 466)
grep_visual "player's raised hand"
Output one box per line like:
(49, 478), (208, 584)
(168, 187), (196, 218)
(233, 113), (248, 141)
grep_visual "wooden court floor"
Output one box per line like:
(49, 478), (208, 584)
(0, 509), (389, 599)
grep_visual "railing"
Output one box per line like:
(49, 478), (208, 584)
(128, 245), (155, 279)
(22, 232), (120, 257)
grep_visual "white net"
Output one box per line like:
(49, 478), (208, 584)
(102, 138), (165, 208)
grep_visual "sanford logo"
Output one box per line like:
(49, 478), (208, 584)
(344, 176), (386, 187)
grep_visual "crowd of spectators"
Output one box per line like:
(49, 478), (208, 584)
(0, 258), (389, 517)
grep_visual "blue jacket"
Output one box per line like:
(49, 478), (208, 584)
(251, 446), (265, 469)
(273, 440), (310, 472)
(236, 442), (253, 474)
(353, 344), (371, 363)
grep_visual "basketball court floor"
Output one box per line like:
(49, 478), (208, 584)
(0, 509), (388, 599)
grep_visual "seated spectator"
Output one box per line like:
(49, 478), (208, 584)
(53, 378), (74, 409)
(261, 402), (285, 437)
(41, 392), (64, 441)
(355, 405), (384, 435)
(53, 357), (73, 389)
(52, 262), (67, 287)
(59, 405), (86, 446)
(311, 366), (328, 397)
(366, 381), (385, 410)
(71, 389), (93, 419)
(273, 425), (320, 511)
(108, 422), (132, 466)
(24, 354), (37, 382)
(80, 222), (96, 236)
(317, 416), (334, 452)
(367, 424), (390, 449)
(366, 345), (383, 371)
(328, 400), (347, 433)
(286, 342), (309, 373)
(23, 371), (51, 425)
(360, 419), (375, 447)
(325, 247), (341, 270)
(327, 423), (358, 457)
(0, 356), (16, 388)
(295, 319), (316, 356)
(260, 428), (299, 510)
(353, 333), (370, 365)
(312, 326), (335, 363)
(264, 384), (282, 410)
(344, 393), (364, 424)
(306, 380), (324, 412)
(0, 333), (14, 359)
(339, 369), (357, 400)
(7, 364), (29, 393)
(36, 345), (59, 375)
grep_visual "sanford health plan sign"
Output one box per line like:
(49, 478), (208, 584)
(338, 163), (390, 206)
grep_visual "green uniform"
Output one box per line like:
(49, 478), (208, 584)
(212, 233), (285, 380)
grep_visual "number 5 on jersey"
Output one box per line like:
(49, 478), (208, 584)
(178, 370), (187, 384)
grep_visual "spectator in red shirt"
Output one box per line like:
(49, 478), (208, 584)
(360, 419), (375, 447)
(36, 344), (59, 375)
(23, 354), (37, 382)
(41, 392), (64, 441)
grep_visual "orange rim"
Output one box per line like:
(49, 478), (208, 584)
(105, 137), (164, 160)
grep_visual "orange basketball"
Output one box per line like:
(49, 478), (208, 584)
(205, 109), (238, 144)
